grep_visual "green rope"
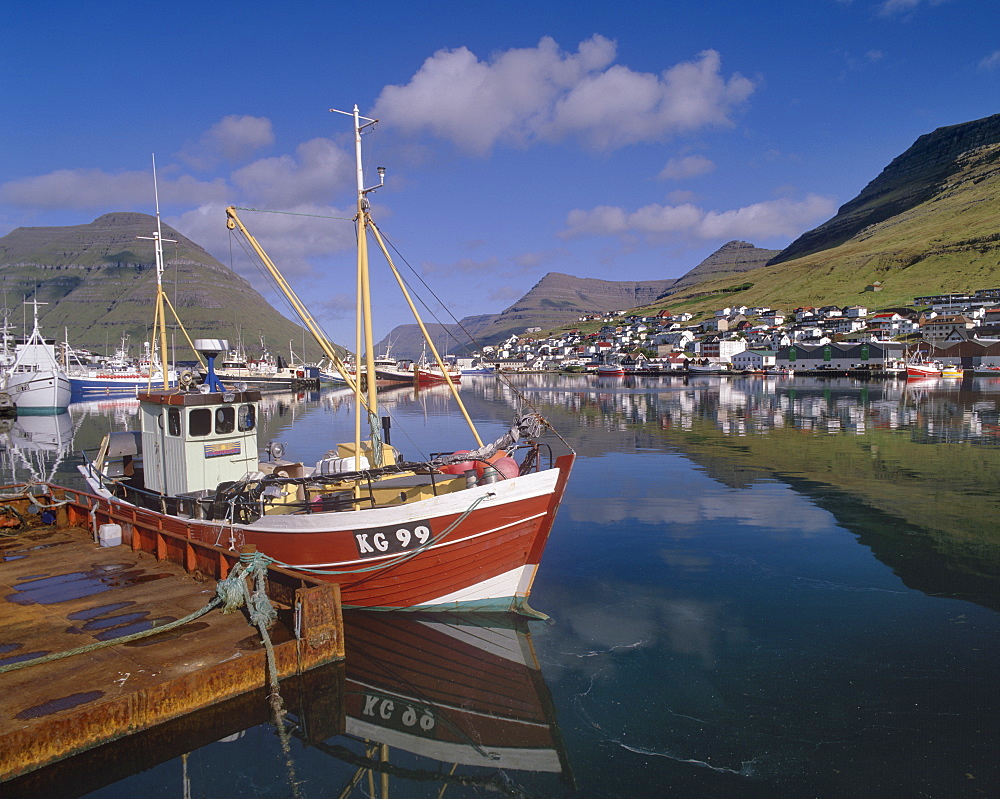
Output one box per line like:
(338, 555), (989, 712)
(270, 492), (493, 576)
(224, 550), (302, 799)
(0, 596), (222, 675)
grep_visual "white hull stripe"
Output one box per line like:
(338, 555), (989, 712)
(421, 566), (530, 605)
(292, 511), (546, 569)
(346, 719), (562, 772)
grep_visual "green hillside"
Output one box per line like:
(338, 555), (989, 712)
(0, 212), (324, 361)
(638, 138), (1000, 317)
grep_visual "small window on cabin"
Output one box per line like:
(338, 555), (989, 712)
(215, 406), (235, 434)
(238, 404), (255, 431)
(168, 408), (181, 437)
(189, 408), (212, 437)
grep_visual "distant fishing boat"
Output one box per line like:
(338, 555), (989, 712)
(3, 300), (72, 411)
(906, 357), (942, 378)
(79, 106), (575, 614)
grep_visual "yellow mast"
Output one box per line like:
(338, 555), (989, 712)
(353, 106), (381, 464)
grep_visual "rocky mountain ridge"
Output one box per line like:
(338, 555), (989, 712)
(0, 212), (311, 358)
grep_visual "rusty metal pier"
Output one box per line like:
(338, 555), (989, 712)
(0, 483), (344, 783)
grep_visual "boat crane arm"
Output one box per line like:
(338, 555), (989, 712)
(224, 206), (368, 408)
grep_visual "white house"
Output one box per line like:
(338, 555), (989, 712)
(731, 349), (777, 370)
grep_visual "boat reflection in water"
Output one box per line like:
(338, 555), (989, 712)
(0, 412), (75, 484)
(5, 611), (570, 798)
(335, 611), (571, 790)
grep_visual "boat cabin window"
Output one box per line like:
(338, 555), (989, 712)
(189, 408), (212, 437)
(238, 404), (255, 431)
(215, 406), (235, 434)
(168, 408), (181, 437)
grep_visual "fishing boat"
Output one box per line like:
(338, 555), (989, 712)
(201, 338), (320, 391)
(67, 335), (178, 399)
(79, 106), (575, 614)
(687, 361), (732, 374)
(906, 358), (942, 378)
(3, 300), (72, 411)
(940, 364), (964, 379)
(414, 360), (462, 385)
(596, 358), (625, 377)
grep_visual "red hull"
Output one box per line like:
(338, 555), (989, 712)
(185, 453), (575, 611)
(414, 369), (461, 385)
(343, 612), (567, 773)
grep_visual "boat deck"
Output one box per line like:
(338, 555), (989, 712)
(0, 489), (343, 783)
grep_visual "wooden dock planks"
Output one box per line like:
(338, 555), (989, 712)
(0, 487), (344, 783)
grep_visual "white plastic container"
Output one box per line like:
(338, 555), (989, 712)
(315, 456), (370, 476)
(99, 523), (123, 547)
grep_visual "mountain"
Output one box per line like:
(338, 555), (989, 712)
(670, 240), (780, 289)
(0, 212), (315, 360)
(375, 273), (678, 358)
(627, 113), (1000, 319)
(375, 241), (779, 358)
(771, 113), (1000, 265)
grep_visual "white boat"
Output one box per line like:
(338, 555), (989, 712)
(3, 300), (72, 411)
(687, 361), (732, 374)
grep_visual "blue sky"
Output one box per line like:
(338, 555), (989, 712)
(3, 0), (998, 345)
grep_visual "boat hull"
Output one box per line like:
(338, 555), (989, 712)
(6, 373), (72, 410)
(70, 374), (177, 400)
(89, 453), (574, 612)
(906, 365), (941, 378)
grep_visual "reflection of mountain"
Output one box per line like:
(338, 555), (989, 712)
(459, 375), (1000, 610)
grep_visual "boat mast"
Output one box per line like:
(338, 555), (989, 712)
(137, 155), (174, 390)
(334, 105), (385, 465)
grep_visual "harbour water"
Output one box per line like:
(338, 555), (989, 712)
(3, 373), (999, 797)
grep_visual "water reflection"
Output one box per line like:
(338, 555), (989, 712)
(2, 376), (998, 796)
(6, 612), (570, 798)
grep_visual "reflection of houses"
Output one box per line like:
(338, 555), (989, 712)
(777, 341), (905, 370)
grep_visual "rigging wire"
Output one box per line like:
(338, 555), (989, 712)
(375, 224), (574, 449)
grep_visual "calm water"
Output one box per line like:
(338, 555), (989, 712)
(4, 374), (1000, 798)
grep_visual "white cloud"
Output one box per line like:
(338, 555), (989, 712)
(877, 0), (949, 17)
(179, 114), (275, 169)
(231, 137), (354, 207)
(374, 36), (755, 154)
(978, 51), (1000, 72)
(0, 168), (229, 210)
(560, 194), (837, 244)
(658, 155), (716, 181)
(171, 200), (357, 281)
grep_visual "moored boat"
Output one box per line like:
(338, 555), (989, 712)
(79, 106), (574, 614)
(3, 301), (72, 411)
(596, 362), (625, 377)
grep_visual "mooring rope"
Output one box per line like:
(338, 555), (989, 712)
(220, 551), (302, 799)
(0, 596), (223, 675)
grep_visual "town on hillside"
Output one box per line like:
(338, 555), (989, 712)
(456, 288), (1000, 376)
